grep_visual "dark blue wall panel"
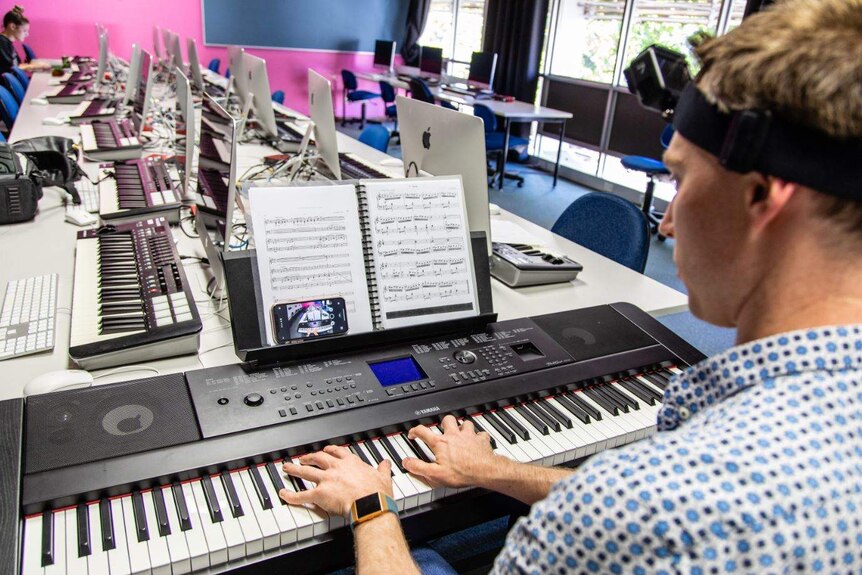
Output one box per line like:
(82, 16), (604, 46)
(202, 0), (408, 52)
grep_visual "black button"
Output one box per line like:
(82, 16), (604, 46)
(429, 381), (436, 387)
(315, 401), (324, 410)
(350, 383), (356, 389)
(306, 405), (313, 412)
(450, 374), (459, 381)
(289, 407), (298, 415)
(402, 385), (411, 392)
(337, 398), (345, 406)
(244, 393), (264, 407)
(326, 400), (334, 408)
(295, 393), (301, 399)
(334, 386), (340, 391)
(327, 388), (333, 393)
(386, 389), (395, 396)
(310, 391), (317, 396)
(326, 379), (332, 384)
(217, 397), (229, 405)
(306, 383), (313, 388)
(454, 350), (477, 364)
(280, 387), (287, 392)
(346, 376), (353, 381)
(357, 394), (365, 402)
(347, 396), (355, 404)
(336, 377), (343, 382)
(278, 409), (287, 417)
(419, 382), (428, 389)
(269, 389), (277, 395)
(291, 385), (298, 391)
(411, 383), (420, 391)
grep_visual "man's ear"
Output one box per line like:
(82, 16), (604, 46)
(748, 176), (797, 234)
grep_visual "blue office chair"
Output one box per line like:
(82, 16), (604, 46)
(207, 58), (220, 74)
(408, 77), (456, 110)
(358, 125), (391, 153)
(11, 67), (28, 89)
(552, 192), (650, 273)
(1, 73), (25, 104)
(22, 43), (35, 63)
(271, 90), (285, 104)
(0, 85), (20, 133)
(621, 124), (674, 239)
(225, 68), (231, 80)
(379, 81), (398, 133)
(0, 132), (6, 143)
(341, 70), (379, 129)
(474, 103), (528, 188)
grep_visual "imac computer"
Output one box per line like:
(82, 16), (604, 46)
(194, 94), (240, 289)
(373, 40), (396, 74)
(96, 31), (109, 83)
(467, 51), (498, 91)
(174, 69), (197, 200)
(227, 46), (249, 108)
(161, 28), (174, 65)
(419, 46), (444, 80)
(124, 44), (141, 105)
(243, 53), (278, 140)
(308, 69), (342, 180)
(131, 50), (155, 139)
(397, 95), (491, 253)
(171, 33), (184, 72)
(152, 26), (163, 62)
(186, 37), (205, 93)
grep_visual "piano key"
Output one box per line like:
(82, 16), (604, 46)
(171, 483), (193, 531)
(152, 490), (192, 575)
(237, 470), (280, 551)
(392, 435), (434, 505)
(371, 438), (419, 510)
(140, 489), (173, 575)
(514, 404), (550, 435)
(22, 514), (44, 575)
(268, 462), (314, 541)
(253, 464), (299, 546)
(151, 486), (171, 537)
(247, 465), (273, 510)
(362, 439), (390, 473)
(173, 483), (212, 572)
(65, 509), (90, 574)
(463, 414), (496, 449)
(223, 471), (265, 555)
(603, 383), (639, 411)
(131, 491), (149, 542)
(40, 509), (54, 568)
(348, 443), (372, 465)
(208, 475), (247, 560)
(42, 510), (65, 575)
(188, 480), (229, 567)
(634, 374), (666, 398)
(354, 442), (407, 509)
(401, 432), (432, 463)
(497, 407), (530, 441)
(200, 475), (223, 523)
(76, 503), (91, 557)
(641, 372), (667, 390)
(535, 398), (572, 429)
(480, 410), (517, 444)
(584, 385), (621, 415)
(84, 506), (111, 575)
(565, 391), (602, 420)
(544, 396), (604, 457)
(503, 407), (556, 465)
(559, 392), (614, 450)
(105, 499), (132, 575)
(220, 471), (244, 518)
(287, 457), (329, 536)
(619, 377), (659, 406)
(473, 414), (531, 463)
(378, 435), (406, 473)
(575, 391), (638, 447)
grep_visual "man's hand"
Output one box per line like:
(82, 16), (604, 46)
(402, 415), (499, 488)
(279, 445), (394, 517)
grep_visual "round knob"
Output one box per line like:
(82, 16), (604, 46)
(454, 350), (477, 364)
(243, 393), (264, 407)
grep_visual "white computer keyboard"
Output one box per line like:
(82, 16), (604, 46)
(74, 178), (100, 213)
(0, 274), (58, 360)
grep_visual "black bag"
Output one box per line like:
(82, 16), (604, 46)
(12, 136), (86, 203)
(0, 143), (42, 224)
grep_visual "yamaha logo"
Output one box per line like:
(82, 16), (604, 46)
(102, 405), (154, 436)
(415, 406), (441, 416)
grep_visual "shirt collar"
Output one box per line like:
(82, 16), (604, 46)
(657, 324), (862, 431)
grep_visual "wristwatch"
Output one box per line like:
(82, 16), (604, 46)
(349, 492), (398, 530)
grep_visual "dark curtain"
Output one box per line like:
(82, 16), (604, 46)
(482, 0), (550, 104)
(744, 0), (775, 18)
(402, 0), (432, 67)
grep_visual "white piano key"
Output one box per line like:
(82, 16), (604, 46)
(153, 488), (191, 575)
(43, 511), (65, 575)
(120, 497), (152, 575)
(65, 509), (89, 575)
(609, 382), (658, 439)
(503, 407), (556, 465)
(21, 514), (44, 575)
(225, 471), (265, 555)
(175, 484), (213, 572)
(405, 434), (448, 501)
(254, 464), (299, 546)
(80, 124), (98, 150)
(286, 458), (329, 537)
(544, 397), (604, 458)
(105, 499), (133, 575)
(140, 492), (172, 575)
(392, 435), (434, 505)
(85, 503), (110, 575)
(520, 406), (572, 466)
(208, 476), (246, 561)
(188, 481), (229, 567)
(353, 442), (408, 510)
(576, 391), (637, 447)
(237, 470), (285, 550)
(290, 457), (342, 531)
(474, 414), (531, 463)
(273, 462), (316, 541)
(370, 439), (419, 511)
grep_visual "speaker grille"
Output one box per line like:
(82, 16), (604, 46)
(25, 374), (201, 474)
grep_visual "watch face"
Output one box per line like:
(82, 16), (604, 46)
(355, 493), (382, 517)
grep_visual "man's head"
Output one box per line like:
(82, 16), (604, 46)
(660, 0), (862, 328)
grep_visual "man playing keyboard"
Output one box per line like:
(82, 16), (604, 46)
(278, 0), (862, 572)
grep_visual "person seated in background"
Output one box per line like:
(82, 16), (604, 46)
(275, 0), (862, 572)
(0, 5), (48, 76)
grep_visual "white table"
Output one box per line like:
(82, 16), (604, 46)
(0, 71), (686, 400)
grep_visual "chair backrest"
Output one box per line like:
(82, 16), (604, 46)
(11, 67), (28, 89)
(408, 77), (435, 104)
(22, 43), (35, 63)
(1, 73), (24, 104)
(0, 132), (6, 142)
(473, 104), (497, 133)
(358, 125), (391, 153)
(551, 192), (650, 273)
(379, 80), (396, 104)
(207, 58), (220, 73)
(660, 123), (674, 149)
(0, 85), (20, 128)
(271, 90), (285, 104)
(341, 70), (358, 92)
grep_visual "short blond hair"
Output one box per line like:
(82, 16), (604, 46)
(694, 0), (862, 140)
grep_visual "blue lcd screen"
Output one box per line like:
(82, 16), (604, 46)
(368, 357), (428, 387)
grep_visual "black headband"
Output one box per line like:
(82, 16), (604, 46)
(672, 83), (862, 200)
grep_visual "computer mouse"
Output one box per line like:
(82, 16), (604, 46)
(65, 205), (98, 227)
(489, 203), (502, 216)
(24, 369), (94, 397)
(31, 97), (49, 105)
(42, 116), (68, 126)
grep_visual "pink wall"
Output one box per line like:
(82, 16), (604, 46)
(17, 0), (390, 116)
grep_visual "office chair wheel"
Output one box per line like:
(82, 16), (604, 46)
(517, 180), (524, 188)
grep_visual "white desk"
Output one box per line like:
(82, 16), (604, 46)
(0, 72), (687, 400)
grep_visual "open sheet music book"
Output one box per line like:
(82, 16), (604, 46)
(248, 176), (480, 346)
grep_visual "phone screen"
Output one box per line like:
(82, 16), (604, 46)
(271, 298), (349, 344)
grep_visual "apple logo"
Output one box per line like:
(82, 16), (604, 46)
(422, 127), (431, 150)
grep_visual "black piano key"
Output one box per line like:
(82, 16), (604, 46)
(378, 435), (406, 473)
(583, 387), (620, 416)
(99, 499), (115, 551)
(40, 509), (55, 566)
(482, 410), (518, 444)
(76, 503), (91, 557)
(131, 491), (149, 542)
(565, 392), (602, 421)
(554, 394), (591, 424)
(265, 462), (288, 506)
(497, 408), (530, 441)
(642, 372), (668, 390)
(152, 487), (171, 537)
(289, 473), (307, 492)
(249, 465), (273, 510)
(401, 433), (432, 463)
(464, 414), (497, 448)
(514, 404), (549, 435)
(349, 443), (373, 466)
(526, 401), (562, 432)
(171, 483), (193, 531)
(220, 471), (245, 518)
(605, 383), (640, 411)
(538, 398), (573, 429)
(201, 475), (223, 522)
(619, 378), (658, 406)
(363, 439), (385, 465)
(594, 384), (628, 413)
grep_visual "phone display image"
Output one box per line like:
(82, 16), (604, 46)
(272, 298), (349, 343)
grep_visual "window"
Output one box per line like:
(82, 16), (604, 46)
(547, 0), (626, 84)
(419, 0), (487, 78)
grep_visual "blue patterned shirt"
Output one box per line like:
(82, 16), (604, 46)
(493, 325), (862, 574)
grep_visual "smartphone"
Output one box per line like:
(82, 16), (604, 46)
(271, 298), (349, 344)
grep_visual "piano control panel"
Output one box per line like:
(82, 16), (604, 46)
(186, 317), (576, 438)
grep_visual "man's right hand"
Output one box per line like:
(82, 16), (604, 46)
(402, 414), (499, 488)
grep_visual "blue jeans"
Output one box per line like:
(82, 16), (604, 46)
(413, 547), (458, 575)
